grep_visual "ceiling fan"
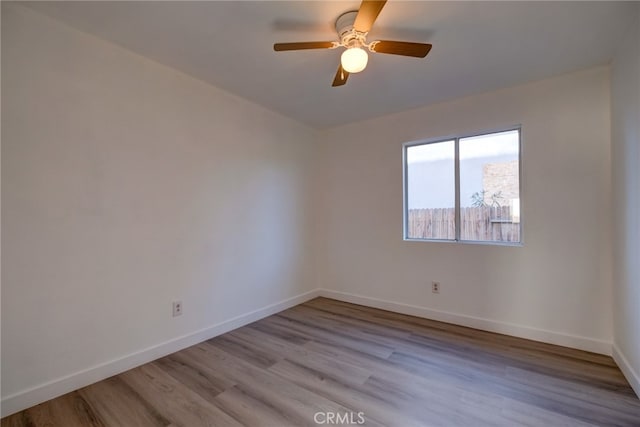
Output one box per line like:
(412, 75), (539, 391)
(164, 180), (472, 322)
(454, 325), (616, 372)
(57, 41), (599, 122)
(273, 0), (432, 87)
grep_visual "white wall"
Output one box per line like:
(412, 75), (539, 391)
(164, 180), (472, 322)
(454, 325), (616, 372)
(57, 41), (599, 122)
(1, 4), (317, 414)
(318, 66), (613, 353)
(611, 5), (640, 395)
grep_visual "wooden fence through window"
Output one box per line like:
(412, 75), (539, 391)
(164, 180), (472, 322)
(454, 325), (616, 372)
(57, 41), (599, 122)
(407, 206), (520, 242)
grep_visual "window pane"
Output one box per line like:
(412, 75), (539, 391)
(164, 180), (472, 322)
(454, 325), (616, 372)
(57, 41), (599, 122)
(406, 141), (455, 240)
(459, 130), (520, 243)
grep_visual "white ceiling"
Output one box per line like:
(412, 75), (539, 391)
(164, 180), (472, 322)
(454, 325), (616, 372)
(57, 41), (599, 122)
(23, 1), (637, 129)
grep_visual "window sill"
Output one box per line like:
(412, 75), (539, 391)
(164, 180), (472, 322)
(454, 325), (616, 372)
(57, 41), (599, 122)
(403, 237), (523, 247)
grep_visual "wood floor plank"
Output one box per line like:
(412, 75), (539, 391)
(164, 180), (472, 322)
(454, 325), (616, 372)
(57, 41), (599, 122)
(206, 334), (282, 369)
(226, 327), (373, 387)
(213, 385), (311, 427)
(389, 350), (639, 426)
(118, 363), (242, 427)
(78, 377), (170, 427)
(505, 366), (640, 419)
(268, 358), (424, 427)
(3, 297), (639, 427)
(500, 399), (601, 427)
(196, 342), (361, 426)
(154, 353), (234, 402)
(360, 373), (511, 427)
(271, 311), (396, 359)
(4, 392), (105, 427)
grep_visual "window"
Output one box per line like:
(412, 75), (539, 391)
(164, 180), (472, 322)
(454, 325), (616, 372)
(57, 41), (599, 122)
(403, 128), (521, 244)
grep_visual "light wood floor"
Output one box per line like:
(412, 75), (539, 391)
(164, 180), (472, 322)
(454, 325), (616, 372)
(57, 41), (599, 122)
(3, 297), (640, 426)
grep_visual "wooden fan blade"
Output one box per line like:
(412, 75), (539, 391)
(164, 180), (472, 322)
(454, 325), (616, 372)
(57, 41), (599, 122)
(332, 65), (350, 87)
(371, 40), (432, 58)
(273, 42), (335, 51)
(354, 0), (387, 33)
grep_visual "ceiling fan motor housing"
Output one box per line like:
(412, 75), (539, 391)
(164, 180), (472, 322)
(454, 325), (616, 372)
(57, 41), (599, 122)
(335, 11), (366, 48)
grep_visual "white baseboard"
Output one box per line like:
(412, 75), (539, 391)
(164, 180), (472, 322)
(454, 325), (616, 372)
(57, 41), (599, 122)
(1, 289), (321, 418)
(318, 289), (612, 356)
(612, 343), (640, 398)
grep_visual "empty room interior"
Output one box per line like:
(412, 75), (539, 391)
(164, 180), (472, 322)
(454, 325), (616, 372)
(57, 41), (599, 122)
(2, 1), (640, 426)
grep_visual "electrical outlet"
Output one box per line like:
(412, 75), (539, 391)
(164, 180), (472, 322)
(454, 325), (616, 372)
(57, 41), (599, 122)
(432, 281), (440, 294)
(173, 301), (183, 317)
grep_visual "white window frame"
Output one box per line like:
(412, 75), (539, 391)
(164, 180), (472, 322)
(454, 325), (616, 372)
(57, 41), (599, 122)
(402, 126), (523, 246)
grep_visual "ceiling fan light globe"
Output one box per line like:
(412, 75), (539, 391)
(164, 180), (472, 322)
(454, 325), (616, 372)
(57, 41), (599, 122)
(341, 47), (368, 73)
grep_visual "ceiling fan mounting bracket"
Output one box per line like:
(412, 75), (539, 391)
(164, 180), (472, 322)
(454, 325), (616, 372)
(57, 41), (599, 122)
(335, 10), (367, 48)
